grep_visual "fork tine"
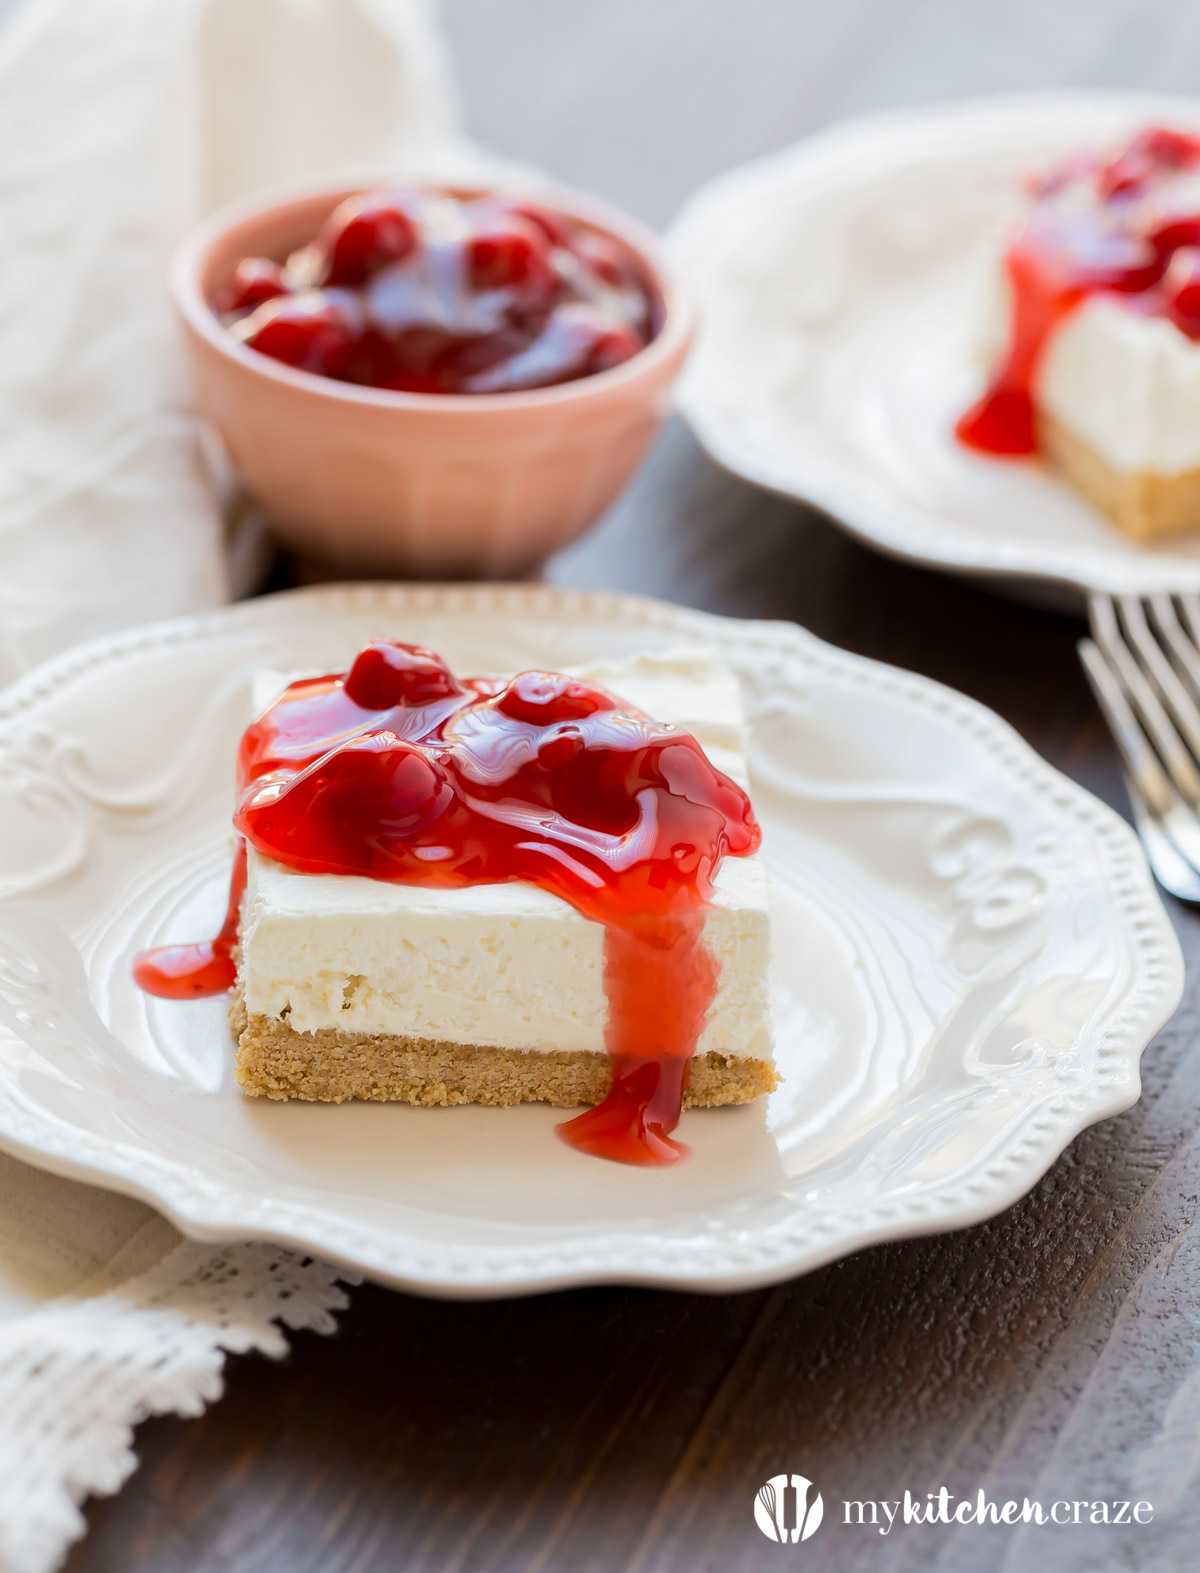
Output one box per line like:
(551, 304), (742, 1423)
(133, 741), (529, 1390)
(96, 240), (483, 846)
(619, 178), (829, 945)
(1090, 595), (1200, 806)
(1079, 635), (1200, 875)
(1147, 592), (1200, 697)
(1079, 637), (1173, 817)
(1178, 591), (1200, 652)
(1120, 594), (1200, 761)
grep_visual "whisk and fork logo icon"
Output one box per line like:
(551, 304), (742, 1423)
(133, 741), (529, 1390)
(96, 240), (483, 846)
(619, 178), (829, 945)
(754, 1474), (824, 1544)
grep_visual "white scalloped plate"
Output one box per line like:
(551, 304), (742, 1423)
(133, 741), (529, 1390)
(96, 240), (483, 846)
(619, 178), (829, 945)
(670, 91), (1200, 607)
(0, 585), (1182, 1296)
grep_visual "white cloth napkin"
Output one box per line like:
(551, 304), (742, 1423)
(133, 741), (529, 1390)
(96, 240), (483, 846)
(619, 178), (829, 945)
(0, 2), (471, 1568)
(0, 0), (463, 682)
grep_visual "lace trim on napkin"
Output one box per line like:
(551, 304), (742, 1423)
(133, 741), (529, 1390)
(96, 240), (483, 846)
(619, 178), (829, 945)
(0, 1239), (353, 1573)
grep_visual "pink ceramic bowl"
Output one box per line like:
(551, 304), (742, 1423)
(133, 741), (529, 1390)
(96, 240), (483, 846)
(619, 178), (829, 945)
(171, 176), (695, 579)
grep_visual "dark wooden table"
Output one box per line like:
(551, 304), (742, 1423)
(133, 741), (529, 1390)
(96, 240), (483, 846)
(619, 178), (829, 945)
(69, 3), (1200, 1568)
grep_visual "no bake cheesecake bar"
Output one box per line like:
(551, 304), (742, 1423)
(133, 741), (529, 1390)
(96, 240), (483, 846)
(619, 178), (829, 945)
(230, 652), (776, 1110)
(958, 125), (1200, 541)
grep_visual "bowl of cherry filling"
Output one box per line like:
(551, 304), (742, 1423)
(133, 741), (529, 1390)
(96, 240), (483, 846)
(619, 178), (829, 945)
(171, 178), (693, 578)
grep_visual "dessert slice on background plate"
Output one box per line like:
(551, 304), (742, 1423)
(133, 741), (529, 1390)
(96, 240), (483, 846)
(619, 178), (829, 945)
(232, 652), (776, 1117)
(669, 91), (1200, 606)
(957, 124), (1200, 542)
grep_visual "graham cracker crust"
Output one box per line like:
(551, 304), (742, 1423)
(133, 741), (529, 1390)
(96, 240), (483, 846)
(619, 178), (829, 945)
(1040, 409), (1200, 542)
(229, 987), (777, 1108)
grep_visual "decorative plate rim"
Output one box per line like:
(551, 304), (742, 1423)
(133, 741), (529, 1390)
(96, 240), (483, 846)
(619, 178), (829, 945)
(0, 583), (1183, 1297)
(669, 88), (1200, 601)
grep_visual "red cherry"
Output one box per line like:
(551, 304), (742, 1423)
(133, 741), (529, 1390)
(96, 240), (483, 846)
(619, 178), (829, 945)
(343, 641), (463, 709)
(536, 726), (586, 771)
(236, 733), (453, 868)
(1099, 150), (1155, 200)
(1162, 247), (1200, 333)
(1150, 211), (1200, 254)
(232, 291), (359, 378)
(318, 193), (417, 286)
(432, 325), (537, 391)
(573, 231), (635, 290)
(339, 325), (395, 387)
(1135, 126), (1200, 168)
(496, 671), (615, 727)
(585, 322), (644, 374)
(1099, 128), (1200, 200)
(214, 257), (290, 315)
(508, 204), (573, 250)
(461, 305), (644, 392)
(467, 215), (556, 301)
(1050, 219), (1164, 293)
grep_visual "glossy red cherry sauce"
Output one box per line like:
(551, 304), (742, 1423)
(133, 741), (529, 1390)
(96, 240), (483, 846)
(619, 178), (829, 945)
(132, 840), (248, 999)
(214, 188), (656, 395)
(957, 126), (1200, 456)
(133, 642), (760, 1166)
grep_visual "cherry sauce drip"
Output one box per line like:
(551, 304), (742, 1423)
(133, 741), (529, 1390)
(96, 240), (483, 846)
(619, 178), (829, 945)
(133, 641), (761, 1167)
(132, 839), (247, 999)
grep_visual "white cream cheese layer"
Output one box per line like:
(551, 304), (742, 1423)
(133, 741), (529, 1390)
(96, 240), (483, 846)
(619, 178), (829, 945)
(977, 263), (1200, 475)
(1037, 295), (1200, 476)
(239, 652), (774, 1059)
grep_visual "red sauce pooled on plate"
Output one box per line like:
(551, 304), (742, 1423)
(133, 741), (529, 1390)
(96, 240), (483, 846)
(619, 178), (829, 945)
(956, 126), (1200, 456)
(133, 642), (761, 1167)
(214, 188), (656, 395)
(131, 840), (247, 999)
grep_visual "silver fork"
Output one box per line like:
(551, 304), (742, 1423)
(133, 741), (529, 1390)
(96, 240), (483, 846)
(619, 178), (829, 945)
(1079, 592), (1200, 902)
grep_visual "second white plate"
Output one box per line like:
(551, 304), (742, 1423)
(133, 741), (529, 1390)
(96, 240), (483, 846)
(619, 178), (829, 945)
(670, 90), (1200, 606)
(0, 585), (1182, 1295)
